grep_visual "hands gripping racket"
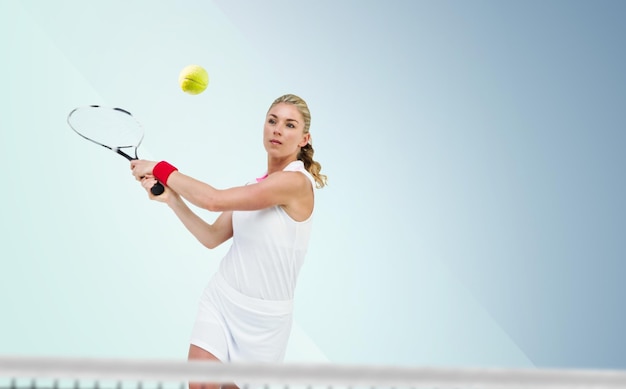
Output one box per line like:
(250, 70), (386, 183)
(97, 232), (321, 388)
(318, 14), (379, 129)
(67, 105), (165, 196)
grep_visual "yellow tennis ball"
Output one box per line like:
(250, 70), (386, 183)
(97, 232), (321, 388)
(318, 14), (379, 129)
(178, 64), (209, 95)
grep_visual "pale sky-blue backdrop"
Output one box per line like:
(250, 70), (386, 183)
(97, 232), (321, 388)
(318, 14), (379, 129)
(1, 0), (625, 370)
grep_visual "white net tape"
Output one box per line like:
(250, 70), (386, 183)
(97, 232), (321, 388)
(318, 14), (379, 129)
(2, 355), (626, 389)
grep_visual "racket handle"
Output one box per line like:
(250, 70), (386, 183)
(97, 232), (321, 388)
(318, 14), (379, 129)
(151, 182), (165, 196)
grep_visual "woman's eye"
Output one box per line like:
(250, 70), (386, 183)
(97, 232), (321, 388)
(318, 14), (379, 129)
(268, 118), (276, 124)
(287, 123), (295, 128)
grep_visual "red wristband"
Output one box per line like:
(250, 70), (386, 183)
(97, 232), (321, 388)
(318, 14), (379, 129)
(153, 161), (178, 185)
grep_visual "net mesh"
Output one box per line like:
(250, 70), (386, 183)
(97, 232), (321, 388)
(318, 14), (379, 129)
(2, 356), (626, 389)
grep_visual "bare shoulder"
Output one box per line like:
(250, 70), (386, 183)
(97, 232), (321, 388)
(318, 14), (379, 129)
(263, 169), (308, 186)
(271, 171), (314, 221)
(271, 170), (313, 192)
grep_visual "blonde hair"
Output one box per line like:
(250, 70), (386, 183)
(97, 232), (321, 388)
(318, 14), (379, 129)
(270, 94), (328, 188)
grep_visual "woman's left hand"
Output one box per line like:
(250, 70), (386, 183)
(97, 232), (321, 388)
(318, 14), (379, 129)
(140, 176), (176, 203)
(130, 159), (158, 180)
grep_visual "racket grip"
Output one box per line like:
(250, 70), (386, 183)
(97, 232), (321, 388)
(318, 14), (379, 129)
(151, 182), (165, 196)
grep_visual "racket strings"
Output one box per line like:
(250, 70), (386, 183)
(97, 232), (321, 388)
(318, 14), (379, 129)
(67, 106), (145, 153)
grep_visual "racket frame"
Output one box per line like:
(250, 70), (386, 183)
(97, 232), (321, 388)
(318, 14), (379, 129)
(67, 105), (164, 195)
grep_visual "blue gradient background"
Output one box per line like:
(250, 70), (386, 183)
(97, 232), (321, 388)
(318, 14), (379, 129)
(1, 0), (625, 370)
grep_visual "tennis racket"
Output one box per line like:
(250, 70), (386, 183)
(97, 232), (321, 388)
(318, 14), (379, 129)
(67, 105), (165, 195)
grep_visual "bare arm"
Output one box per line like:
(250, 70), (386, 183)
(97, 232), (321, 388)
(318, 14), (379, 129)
(168, 196), (233, 249)
(131, 159), (313, 218)
(140, 177), (233, 249)
(165, 169), (312, 214)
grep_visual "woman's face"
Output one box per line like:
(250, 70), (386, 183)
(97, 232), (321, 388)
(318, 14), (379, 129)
(263, 102), (310, 159)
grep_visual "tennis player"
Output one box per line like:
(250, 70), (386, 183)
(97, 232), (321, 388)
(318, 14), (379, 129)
(131, 94), (327, 388)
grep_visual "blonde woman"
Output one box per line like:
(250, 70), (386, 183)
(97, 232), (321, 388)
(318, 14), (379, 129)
(131, 94), (327, 387)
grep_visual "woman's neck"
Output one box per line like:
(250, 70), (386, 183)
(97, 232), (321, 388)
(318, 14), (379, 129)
(266, 155), (298, 175)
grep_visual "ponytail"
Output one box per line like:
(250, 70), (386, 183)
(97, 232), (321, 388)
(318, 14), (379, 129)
(298, 142), (327, 189)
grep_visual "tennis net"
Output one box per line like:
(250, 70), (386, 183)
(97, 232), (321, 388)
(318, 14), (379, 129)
(2, 355), (626, 389)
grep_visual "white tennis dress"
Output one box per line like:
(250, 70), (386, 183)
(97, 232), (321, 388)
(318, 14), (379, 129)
(190, 160), (315, 362)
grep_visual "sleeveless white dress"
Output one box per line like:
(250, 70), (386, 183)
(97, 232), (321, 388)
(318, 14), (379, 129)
(190, 160), (315, 363)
